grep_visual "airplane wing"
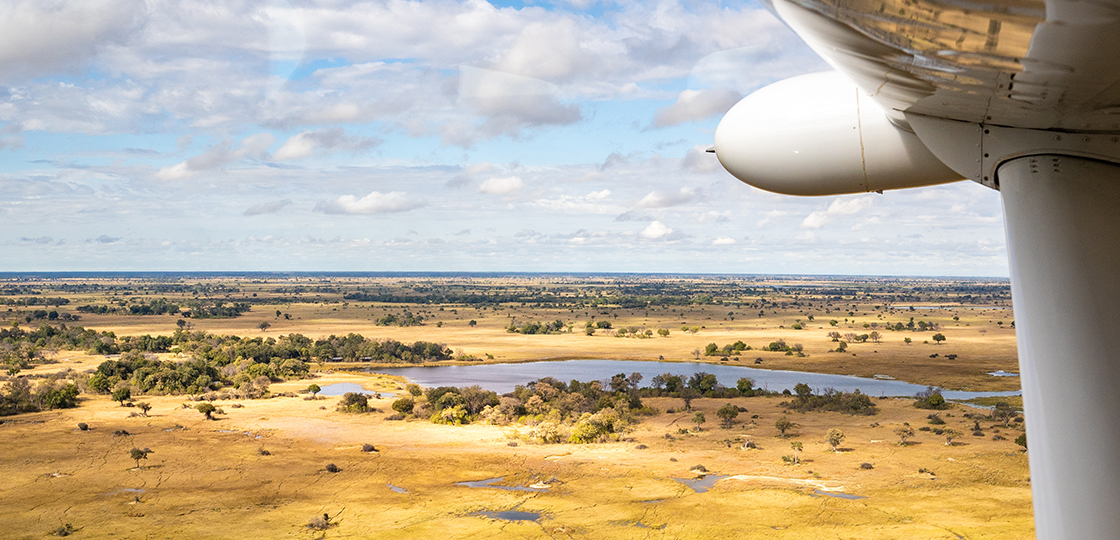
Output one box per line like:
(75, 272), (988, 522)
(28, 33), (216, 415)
(712, 1), (1120, 538)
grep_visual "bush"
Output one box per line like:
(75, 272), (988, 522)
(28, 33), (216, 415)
(392, 396), (415, 415)
(860, 462), (874, 470)
(77, 423), (89, 431)
(337, 392), (368, 413)
(257, 447), (271, 456)
(324, 463), (340, 473)
(307, 514), (331, 530)
(361, 443), (378, 453)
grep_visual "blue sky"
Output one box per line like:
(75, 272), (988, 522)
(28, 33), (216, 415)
(0, 0), (1008, 275)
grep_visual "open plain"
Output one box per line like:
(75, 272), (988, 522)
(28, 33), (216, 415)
(1, 274), (1029, 538)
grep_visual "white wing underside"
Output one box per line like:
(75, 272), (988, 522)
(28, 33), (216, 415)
(760, 0), (1120, 133)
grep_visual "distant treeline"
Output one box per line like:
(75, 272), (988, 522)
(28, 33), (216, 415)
(0, 297), (70, 306)
(343, 291), (711, 308)
(75, 299), (251, 318)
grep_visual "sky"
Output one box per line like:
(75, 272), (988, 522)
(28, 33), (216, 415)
(0, 0), (1009, 275)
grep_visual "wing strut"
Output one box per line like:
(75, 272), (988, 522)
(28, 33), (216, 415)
(1000, 154), (1120, 539)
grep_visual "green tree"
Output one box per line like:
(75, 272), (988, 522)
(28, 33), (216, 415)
(692, 411), (706, 431)
(197, 402), (217, 420)
(137, 402), (152, 417)
(895, 425), (915, 444)
(826, 428), (845, 452)
(717, 403), (739, 428)
(657, 328), (670, 337)
(736, 377), (754, 395)
(406, 384), (422, 397)
(932, 333), (946, 344)
(680, 387), (699, 410)
(943, 428), (961, 445)
(112, 387), (131, 406)
(129, 448), (149, 469)
(468, 320), (477, 327)
(307, 384), (321, 397)
(790, 441), (803, 463)
(392, 396), (415, 415)
(259, 321), (271, 332)
(775, 416), (797, 436)
(904, 337), (912, 345)
(1015, 433), (1027, 450)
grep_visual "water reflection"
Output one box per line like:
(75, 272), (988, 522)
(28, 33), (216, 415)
(372, 360), (1019, 400)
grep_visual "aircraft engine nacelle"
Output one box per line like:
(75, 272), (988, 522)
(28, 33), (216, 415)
(714, 71), (961, 196)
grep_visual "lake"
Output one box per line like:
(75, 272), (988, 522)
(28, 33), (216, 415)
(371, 360), (1019, 400)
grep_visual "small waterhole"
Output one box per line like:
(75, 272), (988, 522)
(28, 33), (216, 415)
(455, 477), (548, 492)
(672, 474), (729, 493)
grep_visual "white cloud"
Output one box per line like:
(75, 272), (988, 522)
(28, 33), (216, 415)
(653, 88), (741, 127)
(0, 0), (148, 84)
(243, 199), (291, 216)
(479, 176), (524, 195)
(273, 128), (382, 161)
(314, 191), (426, 215)
(155, 133), (275, 180)
(682, 144), (720, 173)
(637, 187), (701, 208)
(640, 221), (673, 239)
(712, 236), (735, 245)
(801, 196), (876, 229)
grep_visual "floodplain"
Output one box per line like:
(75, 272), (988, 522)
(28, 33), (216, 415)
(0, 274), (1030, 538)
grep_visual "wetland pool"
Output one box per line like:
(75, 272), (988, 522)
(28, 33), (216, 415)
(371, 360), (1020, 400)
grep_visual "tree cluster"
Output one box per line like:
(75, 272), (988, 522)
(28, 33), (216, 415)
(781, 383), (878, 415)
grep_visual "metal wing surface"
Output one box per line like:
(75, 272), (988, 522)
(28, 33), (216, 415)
(762, 0), (1120, 133)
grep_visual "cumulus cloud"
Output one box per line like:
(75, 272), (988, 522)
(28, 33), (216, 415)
(272, 128), (382, 161)
(478, 176), (524, 195)
(712, 236), (736, 245)
(0, 0), (149, 83)
(156, 133), (276, 180)
(682, 144), (720, 173)
(653, 88), (741, 128)
(20, 236), (53, 244)
(636, 187), (701, 209)
(640, 221), (673, 239)
(243, 199), (292, 216)
(802, 196), (876, 229)
(314, 191), (426, 214)
(450, 66), (581, 146)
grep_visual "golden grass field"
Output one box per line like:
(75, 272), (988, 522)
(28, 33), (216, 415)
(1, 275), (1030, 537)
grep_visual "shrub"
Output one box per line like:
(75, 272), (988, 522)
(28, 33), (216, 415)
(307, 514), (331, 530)
(324, 463), (340, 473)
(860, 462), (874, 470)
(257, 447), (271, 456)
(927, 414), (945, 425)
(392, 396), (415, 415)
(77, 423), (89, 431)
(52, 524), (76, 537)
(384, 414), (404, 421)
(361, 443), (378, 453)
(337, 392), (368, 413)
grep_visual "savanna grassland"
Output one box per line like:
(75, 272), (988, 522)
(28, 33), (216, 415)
(0, 274), (1029, 538)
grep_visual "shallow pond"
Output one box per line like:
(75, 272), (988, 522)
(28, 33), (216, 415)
(814, 489), (867, 500)
(673, 475), (730, 493)
(455, 477), (549, 492)
(372, 360), (1019, 400)
(470, 509), (541, 522)
(316, 382), (395, 398)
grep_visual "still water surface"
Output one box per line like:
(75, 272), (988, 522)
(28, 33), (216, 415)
(372, 360), (1019, 400)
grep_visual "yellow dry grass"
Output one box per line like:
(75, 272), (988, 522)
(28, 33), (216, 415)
(1, 370), (1032, 539)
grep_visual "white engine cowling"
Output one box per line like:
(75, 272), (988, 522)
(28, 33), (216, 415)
(714, 71), (961, 196)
